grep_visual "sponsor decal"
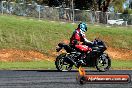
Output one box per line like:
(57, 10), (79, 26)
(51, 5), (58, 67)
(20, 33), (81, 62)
(76, 67), (131, 84)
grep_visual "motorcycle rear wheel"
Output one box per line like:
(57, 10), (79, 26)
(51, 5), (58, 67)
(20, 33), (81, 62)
(55, 53), (73, 71)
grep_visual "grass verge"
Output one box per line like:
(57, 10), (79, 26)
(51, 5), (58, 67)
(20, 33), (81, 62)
(0, 60), (131, 70)
(0, 61), (55, 70)
(0, 15), (131, 70)
(112, 59), (132, 70)
(0, 15), (132, 55)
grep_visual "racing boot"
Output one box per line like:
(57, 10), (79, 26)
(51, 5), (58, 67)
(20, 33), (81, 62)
(78, 53), (86, 65)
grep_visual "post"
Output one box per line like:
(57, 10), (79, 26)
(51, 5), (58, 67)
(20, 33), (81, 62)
(2, 1), (3, 15)
(106, 12), (110, 24)
(10, 2), (14, 15)
(2, 1), (6, 15)
(19, 3), (24, 16)
(95, 11), (101, 24)
(27, 4), (31, 16)
(72, 0), (74, 23)
(37, 5), (41, 20)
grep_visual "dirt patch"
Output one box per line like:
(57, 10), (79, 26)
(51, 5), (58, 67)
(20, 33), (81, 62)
(0, 46), (131, 62)
(0, 49), (54, 62)
(106, 47), (132, 60)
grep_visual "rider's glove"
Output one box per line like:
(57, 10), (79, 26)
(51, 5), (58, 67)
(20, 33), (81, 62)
(91, 42), (94, 45)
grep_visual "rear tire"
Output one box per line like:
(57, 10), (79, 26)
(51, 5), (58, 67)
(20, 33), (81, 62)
(55, 53), (73, 71)
(96, 53), (111, 72)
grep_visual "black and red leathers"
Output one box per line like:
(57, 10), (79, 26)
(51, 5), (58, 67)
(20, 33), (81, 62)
(70, 28), (92, 52)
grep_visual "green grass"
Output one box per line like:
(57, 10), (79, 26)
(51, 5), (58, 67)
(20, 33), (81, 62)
(87, 25), (132, 49)
(0, 15), (76, 54)
(112, 60), (132, 69)
(0, 15), (132, 55)
(0, 60), (131, 70)
(0, 61), (55, 70)
(0, 15), (132, 69)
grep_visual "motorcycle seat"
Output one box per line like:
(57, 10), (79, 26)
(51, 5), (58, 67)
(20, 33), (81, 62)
(58, 43), (67, 47)
(58, 43), (75, 52)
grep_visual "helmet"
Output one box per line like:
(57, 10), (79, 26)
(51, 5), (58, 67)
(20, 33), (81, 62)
(78, 22), (88, 32)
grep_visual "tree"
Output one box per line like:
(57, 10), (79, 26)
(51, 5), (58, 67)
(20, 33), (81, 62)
(74, 0), (93, 10)
(129, 0), (132, 9)
(48, 0), (61, 7)
(74, 0), (112, 12)
(111, 0), (126, 13)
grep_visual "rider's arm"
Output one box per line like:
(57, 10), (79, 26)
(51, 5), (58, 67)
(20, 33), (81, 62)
(80, 31), (93, 44)
(84, 38), (93, 44)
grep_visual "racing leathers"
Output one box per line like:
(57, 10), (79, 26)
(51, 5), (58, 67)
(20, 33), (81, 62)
(70, 28), (92, 64)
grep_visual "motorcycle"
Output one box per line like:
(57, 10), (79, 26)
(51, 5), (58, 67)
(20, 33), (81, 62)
(55, 38), (111, 72)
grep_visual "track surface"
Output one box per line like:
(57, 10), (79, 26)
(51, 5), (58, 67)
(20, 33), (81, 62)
(0, 70), (131, 88)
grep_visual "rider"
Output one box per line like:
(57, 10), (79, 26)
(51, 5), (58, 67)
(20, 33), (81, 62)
(70, 22), (93, 64)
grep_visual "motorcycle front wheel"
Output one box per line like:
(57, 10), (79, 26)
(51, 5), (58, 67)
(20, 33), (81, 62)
(96, 53), (111, 72)
(55, 53), (73, 71)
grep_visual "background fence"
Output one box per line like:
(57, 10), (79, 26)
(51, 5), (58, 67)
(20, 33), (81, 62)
(0, 1), (132, 26)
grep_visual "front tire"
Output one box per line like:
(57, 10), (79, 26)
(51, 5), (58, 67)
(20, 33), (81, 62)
(55, 53), (73, 71)
(96, 53), (111, 72)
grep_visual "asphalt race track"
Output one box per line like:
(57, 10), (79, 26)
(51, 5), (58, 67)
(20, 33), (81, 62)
(0, 70), (131, 88)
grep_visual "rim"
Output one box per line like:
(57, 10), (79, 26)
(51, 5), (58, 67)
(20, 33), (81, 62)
(58, 58), (72, 71)
(97, 55), (109, 71)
